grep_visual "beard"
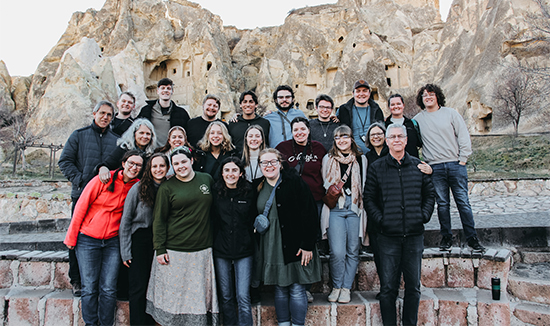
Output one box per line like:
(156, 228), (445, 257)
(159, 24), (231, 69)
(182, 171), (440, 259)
(275, 101), (294, 111)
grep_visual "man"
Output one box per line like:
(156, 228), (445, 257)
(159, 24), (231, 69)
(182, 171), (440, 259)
(264, 85), (306, 148)
(337, 80), (384, 153)
(111, 92), (135, 136)
(309, 94), (339, 151)
(187, 94), (227, 148)
(137, 78), (190, 147)
(413, 84), (484, 251)
(228, 90), (271, 151)
(364, 123), (435, 326)
(58, 100), (120, 297)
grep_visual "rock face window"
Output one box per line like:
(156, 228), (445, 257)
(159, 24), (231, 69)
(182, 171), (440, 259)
(338, 36), (344, 43)
(384, 64), (410, 89)
(184, 60), (191, 78)
(206, 61), (212, 71)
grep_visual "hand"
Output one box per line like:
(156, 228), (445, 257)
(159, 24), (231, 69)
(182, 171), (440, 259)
(459, 161), (466, 166)
(262, 110), (273, 117)
(157, 253), (169, 265)
(297, 249), (313, 266)
(330, 115), (340, 123)
(66, 245), (74, 250)
(123, 260), (131, 268)
(417, 161), (433, 175)
(98, 166), (111, 184)
(229, 113), (240, 123)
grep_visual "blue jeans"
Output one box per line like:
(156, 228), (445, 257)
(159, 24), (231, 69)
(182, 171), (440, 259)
(431, 161), (477, 240)
(214, 256), (253, 326)
(328, 195), (360, 289)
(378, 234), (423, 326)
(274, 283), (307, 326)
(75, 233), (121, 326)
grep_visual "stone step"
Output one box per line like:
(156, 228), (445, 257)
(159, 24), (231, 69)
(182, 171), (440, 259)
(513, 301), (550, 326)
(508, 262), (550, 305)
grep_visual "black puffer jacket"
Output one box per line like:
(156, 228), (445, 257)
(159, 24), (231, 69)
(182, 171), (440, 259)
(385, 116), (423, 158)
(337, 97), (384, 130)
(363, 153), (435, 237)
(137, 100), (190, 129)
(58, 122), (119, 198)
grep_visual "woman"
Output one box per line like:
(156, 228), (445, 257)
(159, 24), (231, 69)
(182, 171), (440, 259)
(146, 146), (219, 325)
(255, 148), (321, 326)
(155, 126), (193, 178)
(195, 121), (238, 181)
(119, 152), (169, 326)
(321, 125), (367, 303)
(64, 150), (143, 326)
(212, 157), (256, 326)
(384, 94), (423, 158)
(98, 118), (157, 183)
(241, 125), (267, 182)
(365, 122), (389, 164)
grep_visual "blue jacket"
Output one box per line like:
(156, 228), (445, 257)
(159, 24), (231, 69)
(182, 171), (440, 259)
(264, 108), (306, 148)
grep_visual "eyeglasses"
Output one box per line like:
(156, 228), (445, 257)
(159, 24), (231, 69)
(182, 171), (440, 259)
(317, 105), (332, 110)
(387, 135), (406, 140)
(259, 159), (280, 167)
(370, 132), (384, 138)
(422, 92), (436, 98)
(334, 135), (350, 140)
(126, 161), (142, 169)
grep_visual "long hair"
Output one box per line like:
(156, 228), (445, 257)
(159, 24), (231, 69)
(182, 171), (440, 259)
(139, 152), (169, 207)
(415, 84), (446, 110)
(197, 121), (235, 153)
(213, 157), (251, 197)
(107, 150), (142, 192)
(366, 122), (387, 151)
(155, 126), (193, 153)
(328, 125), (362, 157)
(118, 118), (157, 154)
(241, 125), (266, 166)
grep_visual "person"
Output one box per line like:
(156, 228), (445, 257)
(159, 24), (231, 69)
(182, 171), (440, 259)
(137, 77), (190, 147)
(97, 118), (157, 184)
(58, 100), (119, 297)
(241, 125), (267, 182)
(413, 84), (485, 251)
(337, 80), (384, 153)
(195, 121), (238, 181)
(155, 126), (193, 178)
(254, 148), (321, 326)
(146, 146), (219, 325)
(119, 152), (169, 326)
(187, 94), (227, 148)
(264, 85), (306, 148)
(64, 150), (143, 326)
(320, 125), (367, 304)
(228, 90), (271, 152)
(111, 92), (136, 136)
(365, 122), (389, 163)
(384, 94), (423, 158)
(364, 124), (435, 326)
(309, 94), (339, 151)
(212, 157), (256, 326)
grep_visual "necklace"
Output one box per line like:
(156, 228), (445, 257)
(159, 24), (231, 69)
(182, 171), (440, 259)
(320, 120), (331, 138)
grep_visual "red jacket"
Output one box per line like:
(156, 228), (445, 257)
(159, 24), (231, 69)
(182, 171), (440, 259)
(64, 171), (138, 246)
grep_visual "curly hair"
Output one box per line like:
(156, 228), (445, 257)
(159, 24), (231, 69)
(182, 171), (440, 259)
(197, 121), (235, 153)
(415, 84), (446, 110)
(139, 153), (169, 207)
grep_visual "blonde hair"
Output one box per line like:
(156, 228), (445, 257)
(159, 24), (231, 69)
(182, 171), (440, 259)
(198, 121), (235, 153)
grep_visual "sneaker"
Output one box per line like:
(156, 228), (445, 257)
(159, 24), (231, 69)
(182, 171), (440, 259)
(306, 290), (314, 303)
(468, 236), (485, 252)
(338, 288), (351, 303)
(439, 236), (452, 251)
(72, 282), (82, 297)
(328, 288), (341, 302)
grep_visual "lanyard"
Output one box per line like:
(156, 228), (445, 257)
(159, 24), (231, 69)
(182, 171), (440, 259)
(353, 105), (370, 135)
(277, 110), (292, 141)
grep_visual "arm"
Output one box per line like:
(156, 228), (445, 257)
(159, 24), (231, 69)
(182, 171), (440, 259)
(451, 110), (473, 164)
(152, 184), (170, 256)
(363, 164), (383, 225)
(321, 154), (331, 190)
(119, 183), (140, 263)
(58, 131), (83, 187)
(96, 146), (126, 184)
(421, 173), (436, 223)
(64, 176), (103, 247)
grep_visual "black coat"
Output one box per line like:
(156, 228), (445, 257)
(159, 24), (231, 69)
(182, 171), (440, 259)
(193, 149), (239, 181)
(228, 115), (271, 152)
(363, 153), (435, 237)
(337, 97), (384, 131)
(137, 100), (190, 130)
(385, 116), (423, 158)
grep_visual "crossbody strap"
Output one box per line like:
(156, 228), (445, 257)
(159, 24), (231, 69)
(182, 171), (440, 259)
(262, 177), (282, 216)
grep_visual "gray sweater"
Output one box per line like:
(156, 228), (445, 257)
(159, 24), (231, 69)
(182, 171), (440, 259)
(413, 107), (472, 164)
(119, 182), (157, 262)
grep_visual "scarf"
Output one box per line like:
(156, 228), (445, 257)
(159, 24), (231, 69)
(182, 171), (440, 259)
(325, 152), (363, 216)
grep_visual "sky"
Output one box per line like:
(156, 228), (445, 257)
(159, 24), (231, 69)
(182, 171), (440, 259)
(0, 0), (453, 77)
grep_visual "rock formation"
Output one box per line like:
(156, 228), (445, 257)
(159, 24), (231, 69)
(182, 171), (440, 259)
(0, 0), (547, 145)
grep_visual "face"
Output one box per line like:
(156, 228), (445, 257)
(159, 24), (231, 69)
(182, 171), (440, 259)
(335, 134), (352, 153)
(122, 155), (143, 180)
(222, 162), (242, 188)
(246, 128), (263, 151)
(353, 86), (370, 106)
(292, 122), (309, 146)
(150, 156), (168, 182)
(389, 97), (404, 117)
(157, 85), (173, 101)
(316, 100), (333, 120)
(386, 128), (407, 153)
(259, 153), (281, 181)
(369, 126), (385, 148)
(240, 95), (257, 116)
(422, 90), (438, 108)
(276, 90), (293, 110)
(135, 125), (152, 148)
(93, 105), (114, 129)
(168, 129), (185, 149)
(208, 124), (223, 147)
(203, 99), (220, 120)
(116, 94), (135, 116)
(172, 154), (193, 180)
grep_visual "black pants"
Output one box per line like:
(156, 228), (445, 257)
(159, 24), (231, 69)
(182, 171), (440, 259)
(69, 196), (81, 285)
(127, 227), (155, 326)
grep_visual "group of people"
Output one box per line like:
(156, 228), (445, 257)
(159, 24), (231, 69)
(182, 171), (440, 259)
(59, 77), (484, 326)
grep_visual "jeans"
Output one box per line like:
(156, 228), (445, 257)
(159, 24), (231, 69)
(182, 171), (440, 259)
(69, 196), (81, 285)
(378, 234), (423, 326)
(327, 195), (360, 289)
(431, 161), (477, 240)
(75, 233), (121, 326)
(127, 228), (155, 326)
(214, 256), (253, 326)
(274, 283), (307, 326)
